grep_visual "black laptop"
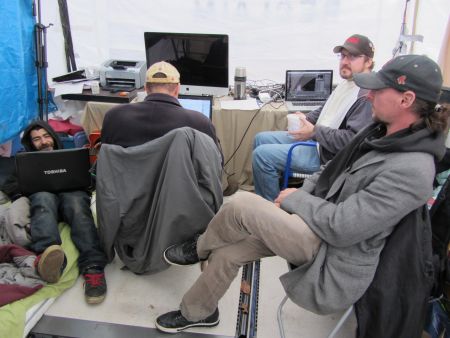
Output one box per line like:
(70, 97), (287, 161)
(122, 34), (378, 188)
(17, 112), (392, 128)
(15, 148), (91, 195)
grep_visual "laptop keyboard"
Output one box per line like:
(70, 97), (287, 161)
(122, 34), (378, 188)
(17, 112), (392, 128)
(292, 101), (324, 106)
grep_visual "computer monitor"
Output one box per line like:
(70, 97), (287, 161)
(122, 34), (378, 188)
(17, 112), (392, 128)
(144, 32), (229, 97)
(178, 94), (213, 120)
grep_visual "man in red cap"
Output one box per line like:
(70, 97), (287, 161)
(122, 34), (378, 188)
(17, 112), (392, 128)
(253, 34), (375, 201)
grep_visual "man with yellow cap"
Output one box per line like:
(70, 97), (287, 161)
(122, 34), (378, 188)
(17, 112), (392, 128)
(101, 61), (221, 156)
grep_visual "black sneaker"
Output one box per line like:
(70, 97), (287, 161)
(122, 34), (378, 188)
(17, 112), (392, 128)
(163, 235), (201, 266)
(83, 267), (107, 304)
(155, 308), (219, 333)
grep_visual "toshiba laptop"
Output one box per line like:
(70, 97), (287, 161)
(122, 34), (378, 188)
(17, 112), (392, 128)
(15, 148), (91, 195)
(285, 70), (333, 112)
(178, 94), (214, 120)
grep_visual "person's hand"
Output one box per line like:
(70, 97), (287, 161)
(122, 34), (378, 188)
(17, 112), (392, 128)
(274, 188), (297, 208)
(288, 115), (314, 140)
(294, 112), (306, 118)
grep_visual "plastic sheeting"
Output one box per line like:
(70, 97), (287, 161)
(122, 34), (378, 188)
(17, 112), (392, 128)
(41, 0), (450, 84)
(0, 0), (38, 144)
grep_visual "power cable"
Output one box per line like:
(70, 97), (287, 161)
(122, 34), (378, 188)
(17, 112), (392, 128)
(223, 79), (285, 177)
(223, 98), (281, 177)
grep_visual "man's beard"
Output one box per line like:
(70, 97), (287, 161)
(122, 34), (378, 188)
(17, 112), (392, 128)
(339, 66), (352, 79)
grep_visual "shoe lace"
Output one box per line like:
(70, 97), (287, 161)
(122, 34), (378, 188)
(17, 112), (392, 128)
(84, 273), (104, 287)
(188, 240), (197, 253)
(185, 235), (200, 256)
(174, 311), (191, 323)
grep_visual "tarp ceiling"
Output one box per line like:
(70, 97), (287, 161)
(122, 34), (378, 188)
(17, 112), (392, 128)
(42, 0), (450, 83)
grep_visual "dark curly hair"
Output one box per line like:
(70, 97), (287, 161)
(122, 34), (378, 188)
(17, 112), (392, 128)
(411, 98), (449, 134)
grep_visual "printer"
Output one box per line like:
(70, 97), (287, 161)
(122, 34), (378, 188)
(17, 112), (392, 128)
(99, 60), (147, 90)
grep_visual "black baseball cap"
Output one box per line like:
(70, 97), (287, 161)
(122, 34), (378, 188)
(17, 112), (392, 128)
(353, 54), (443, 103)
(333, 34), (375, 58)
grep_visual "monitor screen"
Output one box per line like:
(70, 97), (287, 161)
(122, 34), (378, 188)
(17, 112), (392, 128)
(144, 32), (229, 96)
(178, 94), (213, 120)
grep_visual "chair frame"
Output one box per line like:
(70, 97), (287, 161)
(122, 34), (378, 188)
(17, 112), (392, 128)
(277, 262), (354, 338)
(279, 143), (354, 337)
(282, 141), (318, 189)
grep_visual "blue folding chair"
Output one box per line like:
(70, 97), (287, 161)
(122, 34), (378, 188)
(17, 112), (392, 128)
(281, 141), (318, 189)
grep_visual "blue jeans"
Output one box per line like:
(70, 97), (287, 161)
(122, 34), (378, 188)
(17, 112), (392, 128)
(28, 191), (107, 273)
(252, 131), (320, 201)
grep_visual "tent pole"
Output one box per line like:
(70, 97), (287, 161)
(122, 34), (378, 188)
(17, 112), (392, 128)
(58, 0), (77, 72)
(34, 0), (52, 121)
(410, 0), (420, 54)
(33, 0), (43, 120)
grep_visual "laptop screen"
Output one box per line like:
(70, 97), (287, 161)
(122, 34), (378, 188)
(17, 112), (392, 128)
(178, 94), (213, 120)
(285, 70), (333, 101)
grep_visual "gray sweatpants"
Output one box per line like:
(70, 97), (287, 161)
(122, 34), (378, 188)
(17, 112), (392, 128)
(180, 191), (321, 321)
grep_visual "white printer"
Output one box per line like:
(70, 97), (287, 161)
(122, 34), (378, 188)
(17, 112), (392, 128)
(99, 60), (146, 90)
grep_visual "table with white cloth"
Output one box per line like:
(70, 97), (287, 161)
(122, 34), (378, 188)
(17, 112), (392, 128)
(80, 97), (289, 190)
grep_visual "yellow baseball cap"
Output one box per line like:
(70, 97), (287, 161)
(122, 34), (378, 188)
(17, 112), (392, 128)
(146, 61), (180, 84)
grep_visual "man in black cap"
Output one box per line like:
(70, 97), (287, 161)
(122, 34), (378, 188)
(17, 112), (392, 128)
(155, 54), (448, 334)
(253, 34), (375, 201)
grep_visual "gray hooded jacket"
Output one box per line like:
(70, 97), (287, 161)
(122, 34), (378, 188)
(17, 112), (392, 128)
(280, 122), (446, 314)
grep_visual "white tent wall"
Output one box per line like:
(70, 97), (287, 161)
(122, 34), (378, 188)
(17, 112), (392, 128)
(42, 0), (449, 85)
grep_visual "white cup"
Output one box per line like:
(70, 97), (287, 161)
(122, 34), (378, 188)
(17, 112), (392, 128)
(91, 81), (100, 95)
(287, 114), (302, 132)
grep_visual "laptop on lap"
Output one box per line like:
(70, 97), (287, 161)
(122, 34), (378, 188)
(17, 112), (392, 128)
(285, 70), (333, 112)
(15, 148), (91, 195)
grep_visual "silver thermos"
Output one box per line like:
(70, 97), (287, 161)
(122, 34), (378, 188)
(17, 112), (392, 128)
(234, 67), (246, 100)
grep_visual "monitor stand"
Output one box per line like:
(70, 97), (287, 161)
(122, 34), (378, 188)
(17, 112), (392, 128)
(180, 85), (229, 97)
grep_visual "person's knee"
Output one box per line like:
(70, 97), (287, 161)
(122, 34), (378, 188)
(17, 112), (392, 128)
(209, 247), (242, 273)
(252, 148), (262, 169)
(30, 192), (57, 206)
(253, 145), (278, 171)
(226, 191), (261, 217)
(253, 145), (269, 163)
(61, 192), (89, 207)
(253, 131), (265, 148)
(60, 192), (91, 218)
(253, 131), (274, 148)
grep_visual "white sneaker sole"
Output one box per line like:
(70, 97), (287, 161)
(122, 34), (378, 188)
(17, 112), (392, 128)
(155, 319), (220, 333)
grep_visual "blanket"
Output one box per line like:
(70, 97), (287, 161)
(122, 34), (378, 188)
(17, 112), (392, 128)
(0, 222), (79, 338)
